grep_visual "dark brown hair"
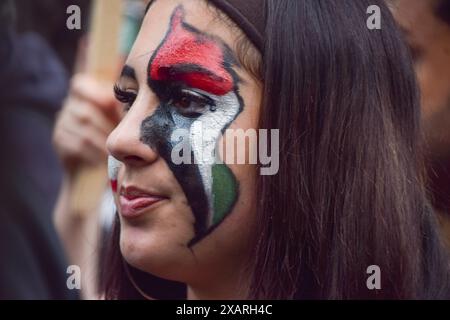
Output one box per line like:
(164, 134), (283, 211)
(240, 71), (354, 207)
(250, 0), (450, 299)
(103, 0), (450, 299)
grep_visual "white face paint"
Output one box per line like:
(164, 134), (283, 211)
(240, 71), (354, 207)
(108, 155), (122, 192)
(189, 91), (241, 224)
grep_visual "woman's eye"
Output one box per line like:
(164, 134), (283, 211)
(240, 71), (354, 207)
(169, 89), (215, 118)
(114, 85), (137, 112)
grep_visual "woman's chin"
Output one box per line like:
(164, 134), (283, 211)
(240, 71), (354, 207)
(119, 225), (197, 282)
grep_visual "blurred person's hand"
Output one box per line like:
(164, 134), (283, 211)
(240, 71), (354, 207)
(53, 73), (121, 300)
(53, 73), (121, 176)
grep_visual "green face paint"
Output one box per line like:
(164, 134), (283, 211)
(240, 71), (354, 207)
(212, 164), (239, 225)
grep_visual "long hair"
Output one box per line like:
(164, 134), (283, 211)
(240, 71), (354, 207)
(104, 0), (450, 299)
(249, 0), (450, 299)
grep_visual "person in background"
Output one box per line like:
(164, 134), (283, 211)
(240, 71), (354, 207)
(392, 0), (450, 246)
(0, 0), (88, 299)
(14, 0), (91, 74)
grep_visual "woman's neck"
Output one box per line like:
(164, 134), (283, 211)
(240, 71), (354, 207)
(186, 262), (251, 300)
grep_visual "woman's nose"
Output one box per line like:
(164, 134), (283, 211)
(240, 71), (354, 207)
(106, 105), (158, 168)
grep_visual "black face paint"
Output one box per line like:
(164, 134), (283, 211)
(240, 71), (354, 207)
(140, 102), (210, 239)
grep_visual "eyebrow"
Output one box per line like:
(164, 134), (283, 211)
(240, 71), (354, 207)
(120, 65), (137, 80)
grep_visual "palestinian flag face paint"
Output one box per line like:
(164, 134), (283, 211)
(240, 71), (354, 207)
(108, 155), (122, 193)
(141, 5), (243, 244)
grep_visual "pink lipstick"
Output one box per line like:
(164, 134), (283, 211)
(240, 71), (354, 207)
(119, 186), (166, 218)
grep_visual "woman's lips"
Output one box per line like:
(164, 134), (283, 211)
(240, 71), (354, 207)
(119, 186), (167, 218)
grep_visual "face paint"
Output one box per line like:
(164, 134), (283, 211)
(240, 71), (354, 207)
(149, 8), (233, 96)
(141, 5), (243, 243)
(108, 155), (122, 193)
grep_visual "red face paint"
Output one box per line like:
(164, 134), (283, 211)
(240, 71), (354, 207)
(110, 180), (118, 193)
(149, 7), (234, 96)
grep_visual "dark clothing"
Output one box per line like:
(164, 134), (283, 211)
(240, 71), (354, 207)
(0, 29), (77, 299)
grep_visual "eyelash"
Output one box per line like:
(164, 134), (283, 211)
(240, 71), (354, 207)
(167, 87), (216, 118)
(114, 84), (217, 117)
(113, 84), (136, 112)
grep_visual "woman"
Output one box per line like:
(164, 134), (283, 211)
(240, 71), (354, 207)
(77, 0), (450, 299)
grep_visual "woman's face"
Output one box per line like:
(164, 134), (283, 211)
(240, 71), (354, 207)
(393, 0), (450, 159)
(106, 0), (261, 284)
